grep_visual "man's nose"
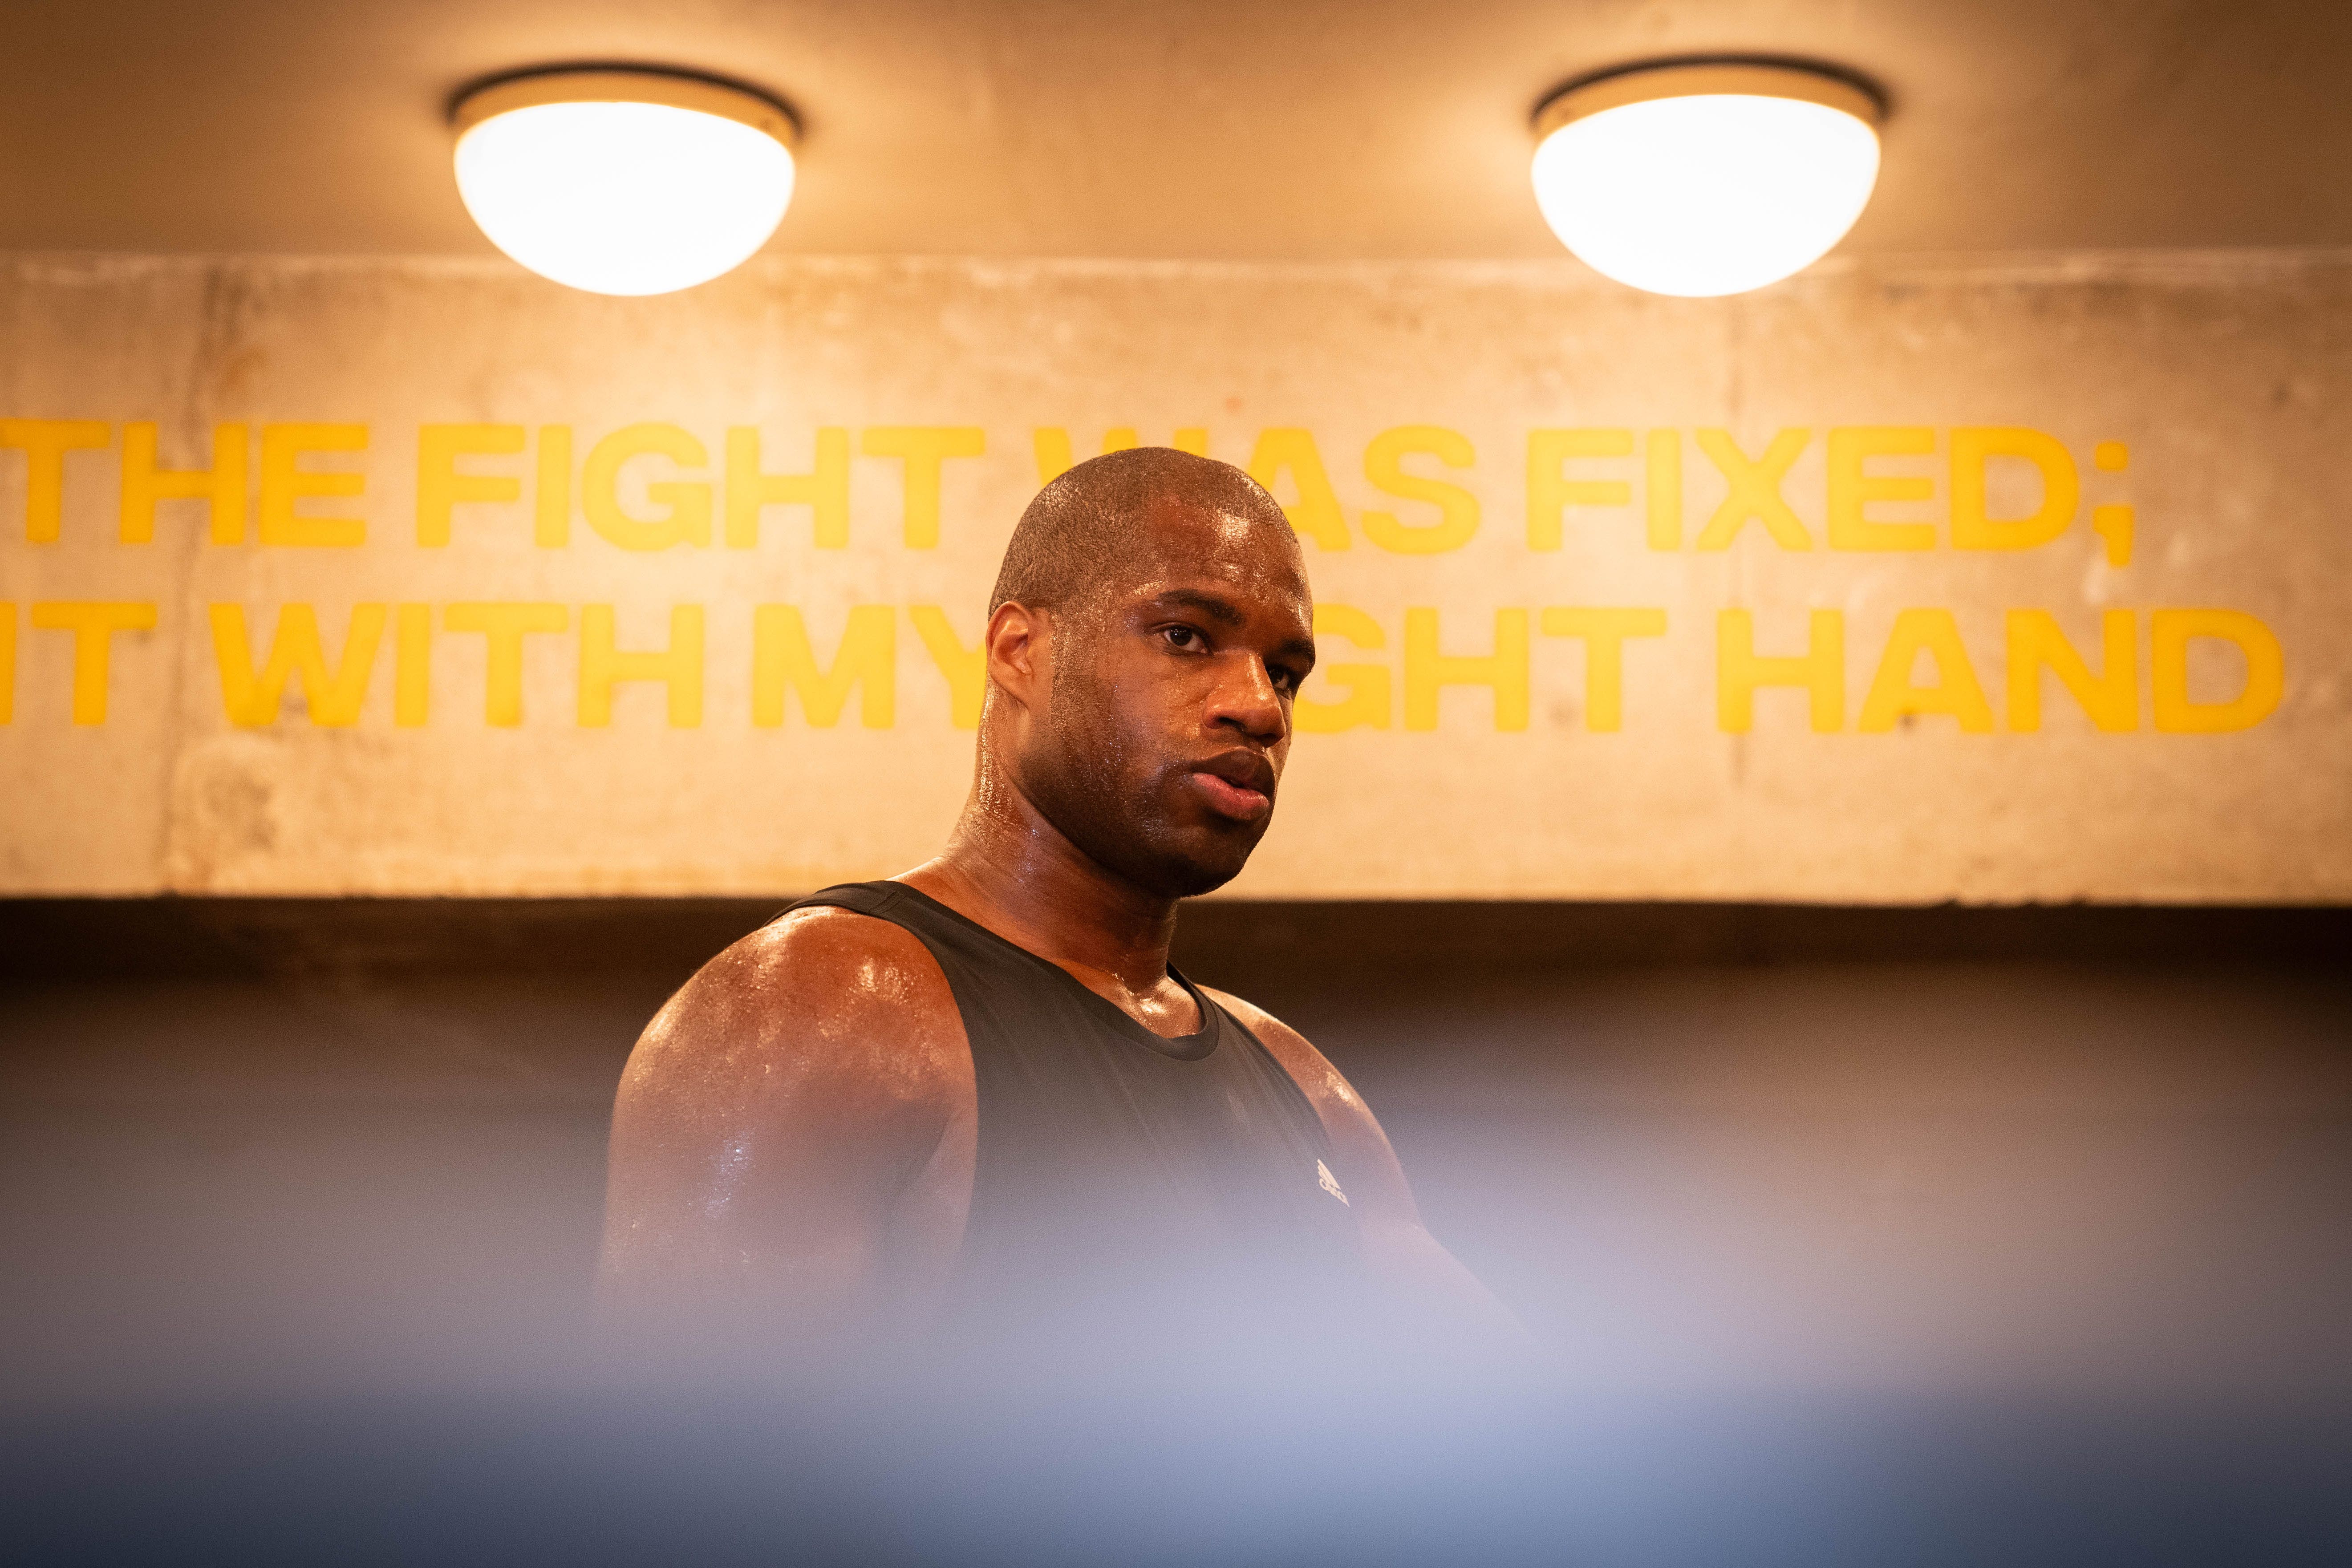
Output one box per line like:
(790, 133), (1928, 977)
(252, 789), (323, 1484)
(1206, 653), (1285, 741)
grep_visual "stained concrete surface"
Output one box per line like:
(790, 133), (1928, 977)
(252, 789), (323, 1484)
(10, 252), (2351, 904)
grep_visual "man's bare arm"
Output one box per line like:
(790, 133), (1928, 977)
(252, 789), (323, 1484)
(599, 908), (974, 1342)
(1205, 987), (1525, 1341)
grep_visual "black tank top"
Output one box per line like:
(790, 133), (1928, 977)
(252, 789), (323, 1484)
(782, 881), (1366, 1349)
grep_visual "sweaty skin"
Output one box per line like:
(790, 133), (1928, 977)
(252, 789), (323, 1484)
(600, 485), (1515, 1345)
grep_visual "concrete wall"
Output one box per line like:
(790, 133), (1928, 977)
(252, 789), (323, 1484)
(3, 251), (2344, 899)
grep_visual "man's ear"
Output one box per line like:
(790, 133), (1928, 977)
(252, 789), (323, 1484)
(985, 601), (1049, 712)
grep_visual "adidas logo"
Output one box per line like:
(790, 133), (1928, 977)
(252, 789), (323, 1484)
(1316, 1159), (1349, 1206)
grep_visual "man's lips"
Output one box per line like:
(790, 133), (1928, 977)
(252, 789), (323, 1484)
(1188, 753), (1276, 821)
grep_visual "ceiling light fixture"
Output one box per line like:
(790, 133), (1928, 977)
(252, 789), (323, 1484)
(452, 68), (799, 297)
(1529, 61), (1883, 298)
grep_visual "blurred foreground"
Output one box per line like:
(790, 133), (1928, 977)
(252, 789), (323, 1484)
(4, 899), (2348, 1564)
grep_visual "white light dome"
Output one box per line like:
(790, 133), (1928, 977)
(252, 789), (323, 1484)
(453, 70), (798, 297)
(1530, 63), (1882, 298)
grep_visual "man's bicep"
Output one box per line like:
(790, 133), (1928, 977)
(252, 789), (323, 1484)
(598, 914), (959, 1326)
(601, 974), (885, 1310)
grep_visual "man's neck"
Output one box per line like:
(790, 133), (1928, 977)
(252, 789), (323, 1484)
(901, 783), (1180, 1002)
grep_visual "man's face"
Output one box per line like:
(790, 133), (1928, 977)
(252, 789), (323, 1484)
(1015, 498), (1316, 899)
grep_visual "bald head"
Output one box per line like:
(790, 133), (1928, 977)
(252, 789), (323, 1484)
(975, 446), (1316, 898)
(989, 448), (1297, 614)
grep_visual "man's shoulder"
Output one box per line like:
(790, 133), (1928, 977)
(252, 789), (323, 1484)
(637, 900), (961, 1066)
(708, 900), (941, 988)
(1200, 985), (1341, 1092)
(1198, 984), (1290, 1043)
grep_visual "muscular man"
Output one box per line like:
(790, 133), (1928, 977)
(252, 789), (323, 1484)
(600, 448), (1512, 1362)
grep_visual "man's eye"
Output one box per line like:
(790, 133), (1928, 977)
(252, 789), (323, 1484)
(1270, 666), (1302, 694)
(1162, 626), (1204, 651)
